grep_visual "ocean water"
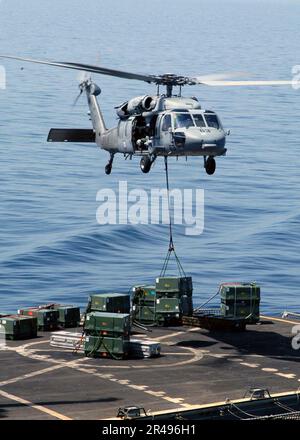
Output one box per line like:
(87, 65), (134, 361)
(0, 0), (299, 313)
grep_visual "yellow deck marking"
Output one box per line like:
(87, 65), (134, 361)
(70, 365), (190, 408)
(0, 389), (71, 420)
(0, 364), (66, 387)
(275, 372), (297, 379)
(156, 327), (199, 341)
(261, 315), (300, 326)
(239, 362), (260, 368)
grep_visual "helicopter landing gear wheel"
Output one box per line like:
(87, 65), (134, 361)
(205, 156), (216, 175)
(105, 153), (114, 175)
(105, 164), (112, 175)
(140, 156), (152, 173)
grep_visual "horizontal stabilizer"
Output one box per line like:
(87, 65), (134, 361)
(47, 129), (95, 143)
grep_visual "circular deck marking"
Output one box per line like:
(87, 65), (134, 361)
(6, 337), (204, 374)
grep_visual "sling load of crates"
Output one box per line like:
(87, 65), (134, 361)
(132, 276), (194, 326)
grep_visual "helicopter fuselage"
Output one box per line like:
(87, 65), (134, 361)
(49, 80), (227, 175)
(100, 95), (227, 159)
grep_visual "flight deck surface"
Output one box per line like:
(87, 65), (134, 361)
(0, 316), (299, 420)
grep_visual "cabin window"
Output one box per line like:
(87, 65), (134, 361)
(204, 114), (220, 129)
(161, 114), (172, 131)
(174, 113), (194, 129)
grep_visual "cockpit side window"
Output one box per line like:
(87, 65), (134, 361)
(192, 114), (206, 128)
(174, 113), (194, 129)
(204, 114), (220, 129)
(161, 114), (172, 131)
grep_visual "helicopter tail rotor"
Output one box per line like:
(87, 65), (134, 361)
(72, 71), (91, 107)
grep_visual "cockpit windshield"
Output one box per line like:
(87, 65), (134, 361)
(192, 114), (206, 128)
(174, 113), (194, 129)
(204, 113), (220, 129)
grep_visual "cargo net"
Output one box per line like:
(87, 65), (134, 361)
(224, 400), (300, 420)
(160, 156), (186, 278)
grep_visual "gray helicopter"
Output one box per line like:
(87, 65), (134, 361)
(0, 56), (294, 175)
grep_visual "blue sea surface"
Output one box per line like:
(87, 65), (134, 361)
(0, 0), (299, 313)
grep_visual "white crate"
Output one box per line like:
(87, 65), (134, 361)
(129, 339), (161, 358)
(50, 331), (85, 352)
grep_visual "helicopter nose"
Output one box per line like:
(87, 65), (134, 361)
(182, 128), (226, 155)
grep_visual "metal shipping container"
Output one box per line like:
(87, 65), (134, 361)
(53, 305), (81, 328)
(0, 315), (37, 340)
(221, 300), (260, 323)
(155, 277), (193, 296)
(132, 286), (156, 305)
(19, 308), (59, 331)
(84, 335), (129, 358)
(90, 293), (130, 314)
(220, 283), (261, 301)
(132, 305), (156, 324)
(84, 311), (131, 337)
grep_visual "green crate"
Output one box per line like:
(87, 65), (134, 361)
(155, 312), (181, 325)
(155, 277), (193, 296)
(19, 308), (59, 330)
(84, 335), (129, 358)
(90, 293), (130, 313)
(181, 295), (194, 316)
(221, 300), (260, 322)
(84, 311), (131, 337)
(0, 315), (38, 340)
(156, 297), (180, 314)
(132, 304), (181, 326)
(53, 305), (80, 328)
(132, 305), (156, 323)
(132, 285), (156, 305)
(220, 283), (261, 301)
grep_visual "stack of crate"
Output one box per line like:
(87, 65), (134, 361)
(156, 276), (193, 324)
(132, 277), (193, 326)
(132, 285), (157, 325)
(220, 282), (260, 323)
(83, 293), (131, 359)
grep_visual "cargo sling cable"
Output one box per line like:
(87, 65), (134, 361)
(160, 156), (186, 277)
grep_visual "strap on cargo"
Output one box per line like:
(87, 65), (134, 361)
(160, 157), (186, 277)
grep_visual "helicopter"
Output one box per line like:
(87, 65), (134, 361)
(0, 56), (294, 175)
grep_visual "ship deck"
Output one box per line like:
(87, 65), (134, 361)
(0, 315), (300, 420)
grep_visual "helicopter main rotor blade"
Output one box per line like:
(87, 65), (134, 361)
(0, 56), (295, 88)
(191, 72), (249, 82)
(0, 55), (158, 84)
(198, 79), (294, 86)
